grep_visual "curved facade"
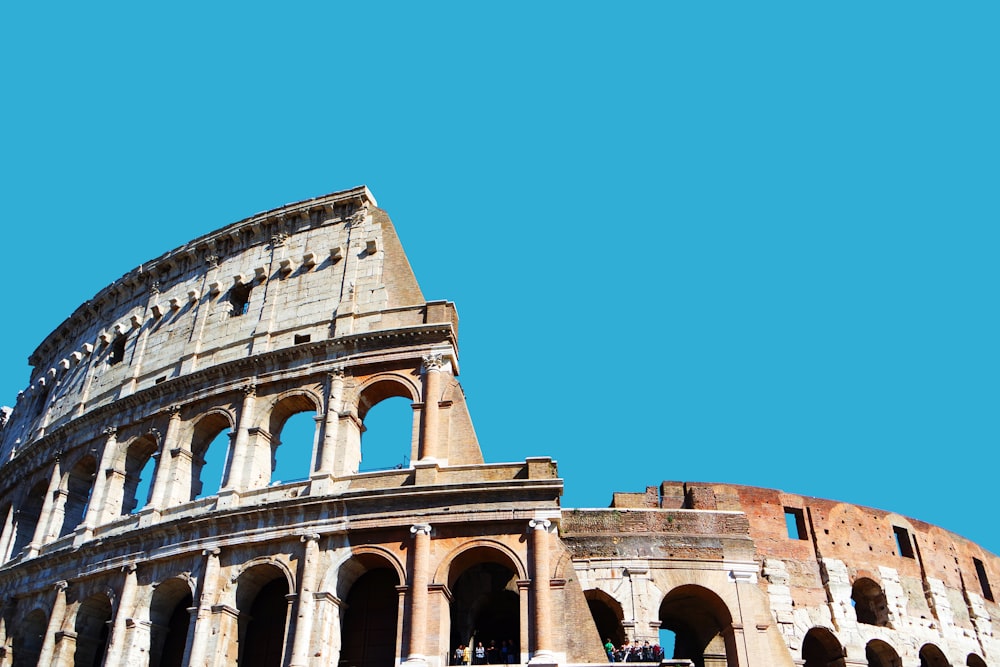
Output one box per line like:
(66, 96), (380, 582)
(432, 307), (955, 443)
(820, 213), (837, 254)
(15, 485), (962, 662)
(0, 187), (995, 667)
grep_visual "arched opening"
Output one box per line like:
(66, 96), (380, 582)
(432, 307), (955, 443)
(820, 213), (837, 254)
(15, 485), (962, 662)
(802, 627), (845, 667)
(359, 396), (413, 471)
(12, 608), (47, 667)
(447, 548), (520, 663)
(149, 578), (194, 667)
(74, 593), (113, 667)
(852, 578), (891, 627)
(122, 435), (159, 514)
(60, 456), (97, 536)
(268, 395), (319, 485)
(108, 333), (128, 365)
(967, 654), (987, 667)
(866, 640), (901, 667)
(230, 281), (253, 317)
(191, 412), (233, 499)
(11, 480), (48, 556)
(340, 562), (401, 667)
(919, 644), (950, 667)
(659, 584), (736, 667)
(235, 564), (290, 667)
(584, 589), (625, 650)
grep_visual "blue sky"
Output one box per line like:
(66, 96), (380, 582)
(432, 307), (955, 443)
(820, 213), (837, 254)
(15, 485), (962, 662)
(1, 3), (998, 556)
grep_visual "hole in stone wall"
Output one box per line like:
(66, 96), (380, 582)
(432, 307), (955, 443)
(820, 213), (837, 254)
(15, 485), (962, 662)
(272, 411), (315, 484)
(230, 282), (253, 317)
(893, 526), (915, 558)
(974, 557), (994, 602)
(294, 333), (311, 344)
(108, 334), (128, 365)
(360, 396), (412, 472)
(784, 508), (807, 540)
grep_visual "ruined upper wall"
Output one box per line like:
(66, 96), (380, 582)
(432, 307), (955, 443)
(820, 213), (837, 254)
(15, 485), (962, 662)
(0, 186), (457, 462)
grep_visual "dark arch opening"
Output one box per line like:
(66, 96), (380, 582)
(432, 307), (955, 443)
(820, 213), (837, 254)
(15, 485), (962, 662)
(585, 589), (625, 650)
(12, 608), (48, 667)
(659, 585), (735, 667)
(967, 654), (987, 667)
(74, 594), (112, 667)
(919, 644), (950, 667)
(866, 639), (901, 667)
(236, 565), (290, 667)
(449, 560), (520, 662)
(852, 578), (891, 627)
(109, 333), (128, 365)
(191, 412), (233, 499)
(802, 627), (845, 667)
(11, 480), (48, 556)
(340, 567), (401, 667)
(61, 456), (97, 536)
(268, 395), (319, 485)
(149, 578), (194, 667)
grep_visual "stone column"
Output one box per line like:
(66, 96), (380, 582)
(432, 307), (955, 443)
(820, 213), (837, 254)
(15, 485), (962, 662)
(419, 355), (443, 462)
(0, 505), (14, 563)
(528, 519), (555, 665)
(29, 460), (62, 556)
(36, 580), (68, 667)
(403, 523), (432, 666)
(104, 563), (139, 666)
(148, 405), (182, 511)
(317, 369), (345, 477)
(82, 427), (118, 534)
(222, 384), (256, 494)
(185, 548), (221, 667)
(289, 533), (321, 667)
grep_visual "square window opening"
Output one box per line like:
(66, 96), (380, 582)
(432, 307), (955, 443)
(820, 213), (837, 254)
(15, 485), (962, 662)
(892, 526), (915, 558)
(784, 507), (807, 541)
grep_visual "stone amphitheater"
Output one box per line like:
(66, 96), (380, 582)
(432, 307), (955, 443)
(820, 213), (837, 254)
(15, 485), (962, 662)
(0, 186), (995, 667)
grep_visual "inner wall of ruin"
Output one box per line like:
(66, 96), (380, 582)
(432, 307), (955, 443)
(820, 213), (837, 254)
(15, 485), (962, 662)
(0, 186), (995, 667)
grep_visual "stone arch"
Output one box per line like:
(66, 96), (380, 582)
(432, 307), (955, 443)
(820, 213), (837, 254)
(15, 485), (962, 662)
(119, 432), (160, 514)
(11, 606), (47, 667)
(441, 542), (524, 659)
(148, 576), (196, 667)
(345, 373), (421, 473)
(658, 584), (737, 667)
(337, 549), (404, 667)
(59, 453), (98, 536)
(11, 478), (49, 556)
(966, 654), (987, 667)
(265, 389), (322, 483)
(436, 539), (528, 588)
(220, 556), (296, 609)
(852, 577), (891, 627)
(331, 545), (407, 599)
(919, 643), (950, 667)
(585, 588), (626, 648)
(801, 626), (845, 667)
(73, 591), (114, 667)
(189, 409), (235, 499)
(866, 639), (902, 667)
(230, 561), (294, 667)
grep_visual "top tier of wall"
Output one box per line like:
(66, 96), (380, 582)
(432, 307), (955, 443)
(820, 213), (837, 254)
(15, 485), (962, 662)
(0, 186), (456, 462)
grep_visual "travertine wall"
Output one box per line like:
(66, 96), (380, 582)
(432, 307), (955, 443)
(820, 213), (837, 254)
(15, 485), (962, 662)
(0, 188), (994, 667)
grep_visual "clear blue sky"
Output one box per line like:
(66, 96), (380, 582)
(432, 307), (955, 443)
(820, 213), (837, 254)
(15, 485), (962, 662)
(1, 3), (998, 556)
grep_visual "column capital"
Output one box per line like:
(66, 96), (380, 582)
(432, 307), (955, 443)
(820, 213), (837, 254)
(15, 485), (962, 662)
(202, 547), (221, 558)
(241, 383), (257, 397)
(166, 404), (182, 417)
(54, 580), (69, 592)
(103, 426), (118, 438)
(410, 523), (432, 537)
(329, 366), (346, 379)
(528, 519), (551, 532)
(122, 563), (137, 574)
(300, 532), (321, 544)
(421, 353), (445, 373)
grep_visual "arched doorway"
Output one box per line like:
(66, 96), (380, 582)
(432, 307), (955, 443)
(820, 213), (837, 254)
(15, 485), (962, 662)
(585, 589), (625, 648)
(267, 394), (320, 485)
(191, 411), (233, 499)
(340, 566), (401, 667)
(74, 593), (113, 667)
(357, 379), (416, 472)
(60, 456), (97, 536)
(802, 627), (845, 667)
(11, 480), (47, 556)
(852, 578), (891, 627)
(447, 547), (521, 663)
(235, 564), (291, 667)
(12, 608), (47, 667)
(967, 654), (987, 667)
(919, 644), (950, 667)
(149, 577), (194, 667)
(659, 584), (736, 667)
(866, 639), (901, 667)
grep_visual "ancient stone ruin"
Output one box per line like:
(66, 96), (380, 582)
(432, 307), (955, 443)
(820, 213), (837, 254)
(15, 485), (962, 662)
(0, 186), (994, 667)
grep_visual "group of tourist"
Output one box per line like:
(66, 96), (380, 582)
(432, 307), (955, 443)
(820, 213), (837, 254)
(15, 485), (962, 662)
(603, 639), (664, 663)
(452, 640), (517, 665)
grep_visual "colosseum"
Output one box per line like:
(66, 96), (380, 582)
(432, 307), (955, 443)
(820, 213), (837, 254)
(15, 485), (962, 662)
(0, 186), (995, 667)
